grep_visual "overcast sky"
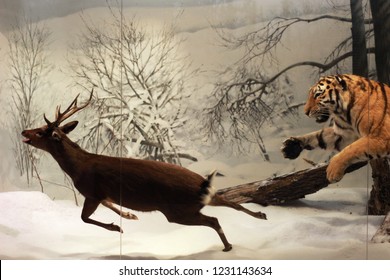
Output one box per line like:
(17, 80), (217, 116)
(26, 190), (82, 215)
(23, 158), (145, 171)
(0, 0), (241, 31)
(0, 0), (239, 17)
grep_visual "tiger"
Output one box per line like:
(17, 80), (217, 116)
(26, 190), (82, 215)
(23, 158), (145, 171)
(281, 74), (390, 183)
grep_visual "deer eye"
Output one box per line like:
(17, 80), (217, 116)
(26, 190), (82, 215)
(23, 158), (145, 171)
(36, 131), (44, 138)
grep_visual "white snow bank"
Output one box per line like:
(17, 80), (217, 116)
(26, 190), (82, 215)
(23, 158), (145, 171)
(0, 187), (389, 260)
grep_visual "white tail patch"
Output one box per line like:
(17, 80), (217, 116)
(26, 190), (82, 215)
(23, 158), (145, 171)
(201, 170), (217, 205)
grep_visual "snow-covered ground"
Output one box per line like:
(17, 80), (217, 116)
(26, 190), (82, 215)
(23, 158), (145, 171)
(1, 0), (389, 260)
(1, 167), (390, 260)
(1, 151), (389, 260)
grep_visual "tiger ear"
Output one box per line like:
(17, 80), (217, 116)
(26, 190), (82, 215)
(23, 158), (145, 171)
(335, 75), (347, 91)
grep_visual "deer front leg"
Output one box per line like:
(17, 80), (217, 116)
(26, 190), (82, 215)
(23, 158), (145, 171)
(327, 136), (389, 183)
(81, 198), (123, 233)
(101, 200), (138, 220)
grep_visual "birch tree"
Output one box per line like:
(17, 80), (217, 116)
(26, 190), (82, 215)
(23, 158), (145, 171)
(7, 19), (51, 186)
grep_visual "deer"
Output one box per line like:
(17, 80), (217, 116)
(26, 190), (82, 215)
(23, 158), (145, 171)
(21, 90), (267, 252)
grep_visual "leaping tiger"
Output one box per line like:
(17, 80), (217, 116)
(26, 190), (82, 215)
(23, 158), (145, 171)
(281, 74), (390, 183)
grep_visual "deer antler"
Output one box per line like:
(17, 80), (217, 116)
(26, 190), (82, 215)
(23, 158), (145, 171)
(44, 89), (94, 127)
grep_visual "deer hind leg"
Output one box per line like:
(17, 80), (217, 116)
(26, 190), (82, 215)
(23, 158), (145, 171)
(81, 198), (123, 233)
(101, 200), (138, 220)
(209, 195), (267, 220)
(166, 211), (232, 252)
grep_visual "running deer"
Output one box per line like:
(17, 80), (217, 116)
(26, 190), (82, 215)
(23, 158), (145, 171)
(21, 91), (266, 252)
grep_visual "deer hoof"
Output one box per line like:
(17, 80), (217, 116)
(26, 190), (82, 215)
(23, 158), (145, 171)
(257, 212), (267, 220)
(130, 213), (139, 220)
(108, 222), (123, 233)
(123, 212), (138, 220)
(223, 244), (233, 252)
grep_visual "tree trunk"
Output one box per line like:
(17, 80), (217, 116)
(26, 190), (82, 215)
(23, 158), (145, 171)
(370, 0), (390, 83)
(350, 0), (368, 77)
(368, 160), (390, 214)
(368, 0), (390, 215)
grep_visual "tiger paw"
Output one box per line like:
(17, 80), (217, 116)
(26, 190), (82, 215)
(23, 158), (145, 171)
(281, 137), (303, 159)
(326, 157), (346, 183)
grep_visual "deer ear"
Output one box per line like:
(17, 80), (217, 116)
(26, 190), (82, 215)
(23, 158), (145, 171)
(60, 121), (78, 134)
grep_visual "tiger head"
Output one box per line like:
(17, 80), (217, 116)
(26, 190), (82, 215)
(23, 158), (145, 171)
(304, 75), (348, 123)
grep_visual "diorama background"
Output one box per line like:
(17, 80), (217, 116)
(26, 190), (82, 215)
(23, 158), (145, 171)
(1, 0), (389, 259)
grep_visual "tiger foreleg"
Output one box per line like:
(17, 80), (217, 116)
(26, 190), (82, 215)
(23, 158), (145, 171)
(281, 127), (345, 159)
(326, 136), (390, 183)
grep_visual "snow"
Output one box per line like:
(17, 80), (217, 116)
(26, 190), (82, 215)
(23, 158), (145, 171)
(1, 175), (390, 260)
(0, 149), (389, 259)
(1, 0), (390, 261)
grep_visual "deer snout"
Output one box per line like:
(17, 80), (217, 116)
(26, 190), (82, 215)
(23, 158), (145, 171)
(21, 130), (29, 138)
(21, 130), (32, 144)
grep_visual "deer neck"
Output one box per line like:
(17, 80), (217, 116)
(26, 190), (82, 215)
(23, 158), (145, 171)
(49, 138), (90, 179)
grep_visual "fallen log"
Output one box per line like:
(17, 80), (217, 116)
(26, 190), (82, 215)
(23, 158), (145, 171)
(217, 160), (390, 242)
(217, 161), (367, 206)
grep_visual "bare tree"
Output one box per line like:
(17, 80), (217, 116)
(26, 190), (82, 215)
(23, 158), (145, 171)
(204, 1), (375, 160)
(367, 0), (390, 215)
(370, 0), (390, 83)
(205, 0), (390, 215)
(350, 0), (369, 77)
(70, 10), (197, 164)
(204, 63), (296, 160)
(7, 18), (51, 187)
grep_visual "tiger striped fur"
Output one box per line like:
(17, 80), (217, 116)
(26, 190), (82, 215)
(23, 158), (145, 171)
(281, 74), (390, 183)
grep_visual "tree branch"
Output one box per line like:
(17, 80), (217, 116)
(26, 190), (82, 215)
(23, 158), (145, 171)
(276, 14), (372, 24)
(219, 47), (376, 99)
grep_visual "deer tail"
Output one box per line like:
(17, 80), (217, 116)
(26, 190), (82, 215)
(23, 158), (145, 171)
(200, 170), (217, 205)
(202, 170), (267, 220)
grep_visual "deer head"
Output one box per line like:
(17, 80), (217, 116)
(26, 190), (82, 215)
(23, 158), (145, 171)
(21, 90), (93, 153)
